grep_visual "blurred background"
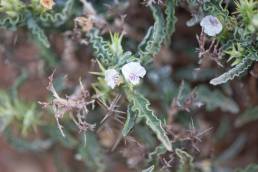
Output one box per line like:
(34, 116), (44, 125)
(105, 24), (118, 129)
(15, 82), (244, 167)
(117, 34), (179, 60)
(0, 0), (258, 172)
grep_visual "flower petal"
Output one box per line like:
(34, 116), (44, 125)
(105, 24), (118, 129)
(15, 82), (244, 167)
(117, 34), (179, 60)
(121, 62), (146, 85)
(200, 15), (222, 36)
(136, 66), (146, 78)
(105, 69), (120, 89)
(121, 63), (132, 80)
(130, 77), (140, 85)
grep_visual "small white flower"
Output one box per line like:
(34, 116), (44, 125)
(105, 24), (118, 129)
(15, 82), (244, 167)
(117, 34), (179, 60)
(200, 15), (223, 36)
(121, 62), (146, 85)
(105, 69), (121, 89)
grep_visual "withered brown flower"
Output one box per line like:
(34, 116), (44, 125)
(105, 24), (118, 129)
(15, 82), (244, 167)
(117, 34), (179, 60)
(39, 72), (95, 137)
(74, 17), (93, 32)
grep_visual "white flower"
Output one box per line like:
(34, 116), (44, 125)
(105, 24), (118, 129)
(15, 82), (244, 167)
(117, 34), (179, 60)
(200, 15), (223, 36)
(105, 69), (121, 89)
(121, 62), (146, 85)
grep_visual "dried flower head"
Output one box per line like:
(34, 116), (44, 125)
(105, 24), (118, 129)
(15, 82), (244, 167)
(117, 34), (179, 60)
(196, 29), (223, 67)
(39, 72), (95, 137)
(40, 0), (55, 10)
(74, 16), (93, 32)
(200, 15), (223, 36)
(104, 69), (122, 89)
(121, 62), (146, 85)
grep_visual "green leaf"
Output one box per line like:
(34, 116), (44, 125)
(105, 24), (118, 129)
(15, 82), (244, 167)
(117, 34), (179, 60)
(142, 165), (155, 172)
(39, 0), (74, 26)
(147, 144), (167, 163)
(164, 0), (177, 44)
(21, 103), (38, 136)
(0, 92), (16, 132)
(35, 39), (59, 68)
(10, 70), (28, 99)
(134, 125), (157, 149)
(78, 132), (106, 172)
(210, 58), (253, 85)
(27, 17), (50, 48)
(0, 91), (40, 134)
(42, 125), (78, 148)
(175, 66), (218, 82)
(122, 106), (137, 137)
(4, 128), (52, 152)
(237, 164), (258, 172)
(175, 148), (194, 172)
(137, 4), (165, 64)
(176, 81), (191, 107)
(86, 29), (114, 67)
(196, 85), (239, 113)
(0, 15), (24, 29)
(126, 90), (172, 151)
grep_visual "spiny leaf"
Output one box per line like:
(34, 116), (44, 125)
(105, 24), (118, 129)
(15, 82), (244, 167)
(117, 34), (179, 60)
(137, 1), (177, 63)
(116, 51), (134, 67)
(86, 29), (114, 67)
(181, 0), (205, 27)
(0, 92), (15, 132)
(21, 103), (37, 136)
(164, 0), (177, 44)
(137, 26), (153, 56)
(175, 148), (194, 172)
(137, 4), (165, 64)
(126, 90), (172, 151)
(147, 144), (166, 163)
(35, 39), (59, 68)
(0, 15), (24, 29)
(142, 165), (155, 172)
(0, 91), (40, 134)
(210, 58), (253, 85)
(39, 0), (74, 26)
(122, 105), (137, 137)
(27, 18), (50, 48)
(203, 0), (232, 26)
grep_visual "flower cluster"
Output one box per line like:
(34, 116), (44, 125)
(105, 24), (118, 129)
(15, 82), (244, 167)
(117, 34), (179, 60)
(104, 62), (146, 89)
